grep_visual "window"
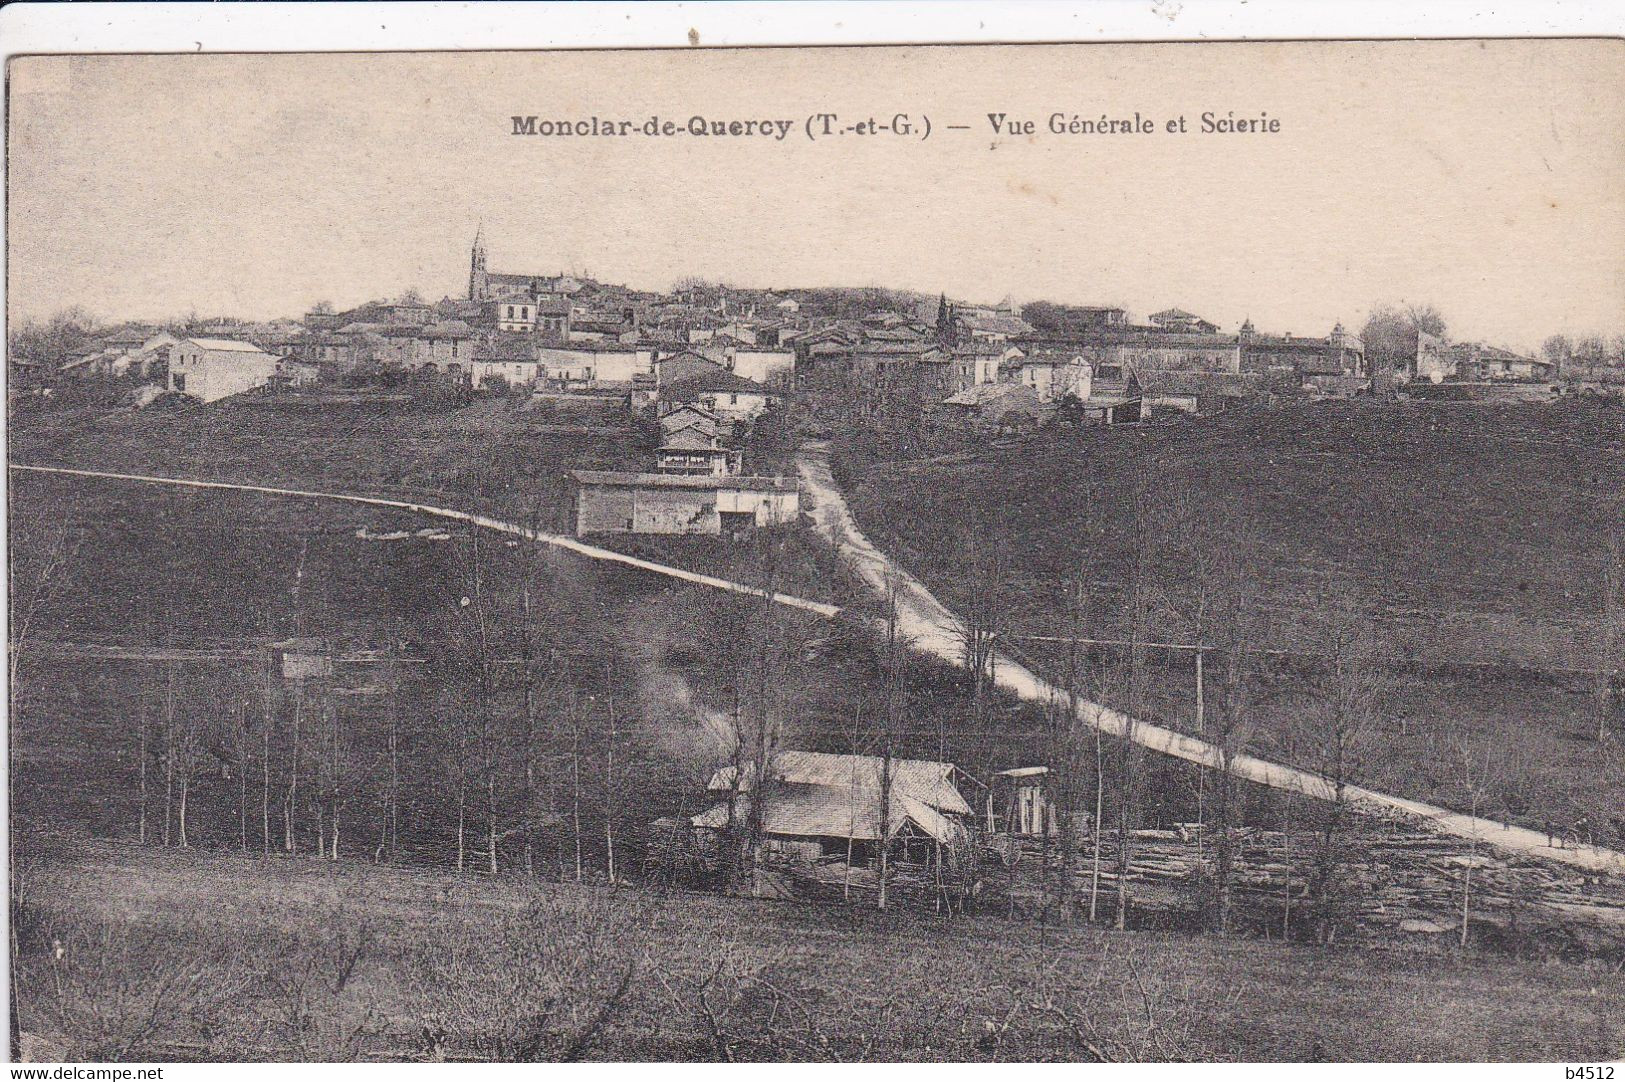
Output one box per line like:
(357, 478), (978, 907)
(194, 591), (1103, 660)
(172, 373), (186, 391)
(506, 306), (514, 318)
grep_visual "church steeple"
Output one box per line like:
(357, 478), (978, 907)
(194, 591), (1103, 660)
(468, 224), (489, 301)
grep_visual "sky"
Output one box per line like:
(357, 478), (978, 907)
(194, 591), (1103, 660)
(7, 40), (1624, 351)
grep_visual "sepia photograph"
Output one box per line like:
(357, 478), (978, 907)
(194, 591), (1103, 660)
(5, 9), (1625, 1066)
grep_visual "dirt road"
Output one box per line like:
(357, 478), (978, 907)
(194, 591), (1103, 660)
(794, 442), (1625, 877)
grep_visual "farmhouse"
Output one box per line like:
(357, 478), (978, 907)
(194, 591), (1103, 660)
(537, 345), (655, 385)
(657, 403), (727, 438)
(656, 426), (740, 477)
(1002, 348), (1094, 401)
(1238, 319), (1364, 378)
(568, 469), (799, 536)
(691, 750), (974, 866)
(469, 337), (539, 390)
(656, 353), (781, 421)
(1451, 345), (1555, 383)
(941, 382), (1045, 429)
(166, 338), (280, 403)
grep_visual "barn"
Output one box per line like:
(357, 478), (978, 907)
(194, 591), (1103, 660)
(567, 469), (799, 536)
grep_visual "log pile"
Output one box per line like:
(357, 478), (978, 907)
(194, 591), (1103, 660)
(989, 815), (1625, 951)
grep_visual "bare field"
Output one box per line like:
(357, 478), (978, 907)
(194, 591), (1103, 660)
(13, 837), (1623, 1062)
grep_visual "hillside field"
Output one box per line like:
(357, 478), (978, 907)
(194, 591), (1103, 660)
(13, 836), (1624, 1062)
(835, 400), (1625, 842)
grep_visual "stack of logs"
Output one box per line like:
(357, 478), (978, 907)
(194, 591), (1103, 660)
(989, 811), (1625, 952)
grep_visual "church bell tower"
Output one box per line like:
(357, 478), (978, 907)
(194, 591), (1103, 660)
(468, 225), (488, 302)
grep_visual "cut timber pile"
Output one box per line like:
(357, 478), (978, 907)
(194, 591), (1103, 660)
(991, 811), (1625, 950)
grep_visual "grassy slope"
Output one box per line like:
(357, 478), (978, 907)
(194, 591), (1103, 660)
(8, 396), (647, 531)
(17, 837), (1624, 1062)
(9, 396), (852, 605)
(838, 401), (1625, 837)
(844, 401), (1624, 654)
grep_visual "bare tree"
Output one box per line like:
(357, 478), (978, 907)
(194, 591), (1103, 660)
(171, 680), (206, 850)
(161, 661), (177, 847)
(375, 663), (402, 865)
(234, 691), (251, 852)
(1016, 938), (1202, 1062)
(261, 645), (275, 856)
(603, 662), (619, 883)
(1448, 723), (1503, 947)
(959, 521), (1007, 708)
(1596, 527), (1624, 744)
(412, 891), (644, 1062)
(8, 507), (82, 691)
(136, 672), (151, 845)
(1039, 557), (1100, 923)
(1297, 587), (1385, 945)
(284, 537), (312, 855)
(317, 694), (353, 861)
(875, 568), (908, 911)
(446, 526), (503, 874)
(1203, 517), (1264, 936)
(1110, 455), (1165, 930)
(286, 682), (304, 854)
(517, 515), (549, 875)
(568, 684), (585, 882)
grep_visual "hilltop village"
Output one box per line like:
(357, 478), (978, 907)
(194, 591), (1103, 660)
(21, 231), (1617, 539)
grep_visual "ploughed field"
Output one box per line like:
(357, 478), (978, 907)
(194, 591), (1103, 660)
(13, 836), (1624, 1062)
(835, 401), (1625, 843)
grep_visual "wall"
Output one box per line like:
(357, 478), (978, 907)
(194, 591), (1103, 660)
(574, 482), (721, 535)
(593, 349), (656, 383)
(717, 486), (800, 525)
(170, 347), (278, 403)
(687, 390), (775, 421)
(731, 349), (795, 385)
(634, 487), (719, 534)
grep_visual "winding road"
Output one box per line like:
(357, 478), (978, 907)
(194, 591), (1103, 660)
(15, 458), (1625, 876)
(793, 443), (1625, 877)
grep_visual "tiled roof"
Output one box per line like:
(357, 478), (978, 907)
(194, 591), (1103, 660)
(1138, 370), (1259, 395)
(422, 321), (475, 339)
(186, 337), (273, 353)
(1015, 349), (1090, 367)
(473, 337), (538, 361)
(569, 469), (796, 492)
(659, 427), (723, 451)
(960, 315), (1034, 335)
(690, 787), (960, 844)
(707, 750), (970, 814)
(943, 382), (1040, 408)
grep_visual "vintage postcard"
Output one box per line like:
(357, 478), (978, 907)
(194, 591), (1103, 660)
(6, 34), (1625, 1066)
